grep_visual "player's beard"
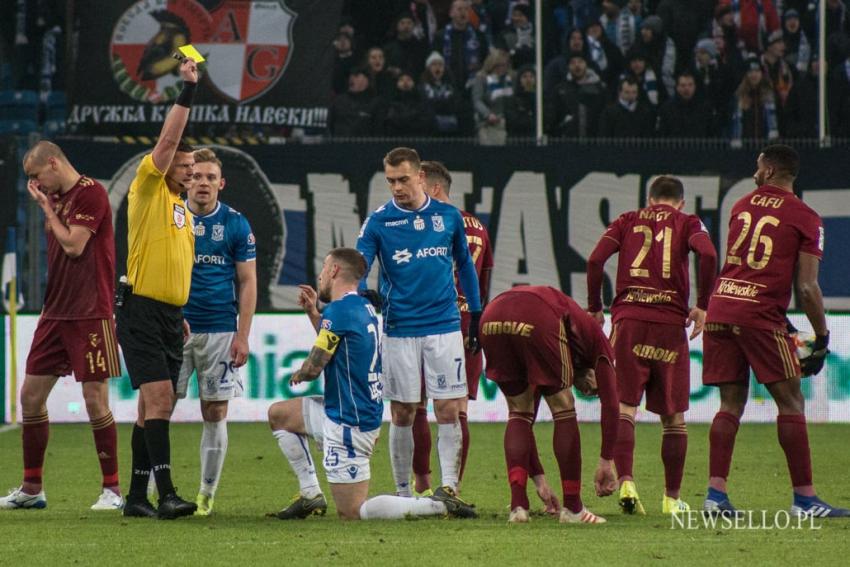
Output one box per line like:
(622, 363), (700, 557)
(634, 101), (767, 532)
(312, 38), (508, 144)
(318, 283), (332, 304)
(754, 171), (765, 186)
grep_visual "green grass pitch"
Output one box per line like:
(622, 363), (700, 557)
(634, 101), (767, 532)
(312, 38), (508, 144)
(2, 422), (850, 566)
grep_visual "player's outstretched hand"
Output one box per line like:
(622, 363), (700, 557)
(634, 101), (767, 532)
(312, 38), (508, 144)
(687, 307), (706, 340)
(532, 475), (560, 515)
(179, 57), (198, 83)
(289, 370), (304, 386)
(589, 310), (604, 327)
(800, 333), (829, 377)
(298, 285), (319, 313)
(594, 458), (617, 497)
(467, 311), (482, 354)
(230, 334), (249, 367)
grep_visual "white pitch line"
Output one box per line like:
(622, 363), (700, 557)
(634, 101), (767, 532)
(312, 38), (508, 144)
(0, 424), (19, 434)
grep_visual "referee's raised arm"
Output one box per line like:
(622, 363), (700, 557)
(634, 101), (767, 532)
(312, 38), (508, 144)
(116, 54), (201, 520)
(152, 58), (198, 173)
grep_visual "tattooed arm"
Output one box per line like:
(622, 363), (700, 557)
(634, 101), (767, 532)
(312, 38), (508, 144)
(290, 346), (333, 385)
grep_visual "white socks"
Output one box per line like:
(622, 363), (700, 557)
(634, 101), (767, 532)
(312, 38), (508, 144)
(359, 495), (447, 520)
(437, 422), (462, 491)
(273, 429), (322, 498)
(200, 420), (228, 497)
(389, 424), (414, 496)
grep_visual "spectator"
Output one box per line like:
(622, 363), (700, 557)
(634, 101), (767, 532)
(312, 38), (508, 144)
(658, 71), (714, 137)
(761, 30), (795, 136)
(497, 3), (535, 68)
(730, 56), (779, 147)
(332, 31), (357, 95)
(630, 15), (676, 97)
(825, 0), (850, 38)
(329, 68), (384, 138)
(599, 1), (623, 45)
(469, 0), (495, 45)
(471, 49), (514, 145)
(717, 0), (780, 53)
(365, 46), (397, 99)
(546, 53), (607, 138)
(505, 64), (536, 138)
(828, 52), (850, 138)
(543, 28), (590, 99)
(656, 0), (711, 59)
(384, 70), (435, 136)
(383, 12), (429, 78)
(407, 0), (439, 44)
(782, 9), (812, 74)
(419, 51), (465, 135)
(432, 0), (490, 91)
(598, 77), (655, 137)
(586, 20), (624, 87)
(783, 59), (818, 138)
(616, 0), (645, 55)
(692, 38), (737, 135)
(623, 51), (664, 108)
(712, 5), (746, 68)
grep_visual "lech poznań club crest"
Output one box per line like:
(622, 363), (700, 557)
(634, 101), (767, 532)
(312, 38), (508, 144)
(212, 224), (225, 241)
(431, 214), (444, 232)
(110, 0), (296, 103)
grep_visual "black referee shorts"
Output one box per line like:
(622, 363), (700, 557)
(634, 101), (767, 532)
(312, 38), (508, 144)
(116, 292), (183, 390)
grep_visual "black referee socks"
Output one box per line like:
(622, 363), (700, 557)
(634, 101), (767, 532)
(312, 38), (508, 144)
(144, 419), (175, 498)
(128, 424), (151, 500)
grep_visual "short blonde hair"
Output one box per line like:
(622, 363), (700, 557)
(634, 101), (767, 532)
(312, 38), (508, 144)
(194, 148), (222, 170)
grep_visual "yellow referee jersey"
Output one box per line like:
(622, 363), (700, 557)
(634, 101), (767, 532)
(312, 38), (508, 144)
(126, 154), (194, 306)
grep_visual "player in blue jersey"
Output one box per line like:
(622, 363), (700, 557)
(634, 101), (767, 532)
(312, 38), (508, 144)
(267, 248), (475, 520)
(175, 148), (257, 515)
(356, 147), (481, 508)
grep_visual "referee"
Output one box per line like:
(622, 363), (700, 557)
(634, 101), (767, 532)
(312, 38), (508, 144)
(117, 57), (199, 519)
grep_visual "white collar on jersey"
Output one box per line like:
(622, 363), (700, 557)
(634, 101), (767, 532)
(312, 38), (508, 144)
(391, 195), (431, 214)
(187, 201), (221, 219)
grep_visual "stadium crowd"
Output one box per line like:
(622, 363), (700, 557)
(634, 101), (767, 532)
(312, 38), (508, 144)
(331, 0), (850, 143)
(2, 0), (850, 143)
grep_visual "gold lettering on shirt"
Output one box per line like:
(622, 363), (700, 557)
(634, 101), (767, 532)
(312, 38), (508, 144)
(631, 343), (679, 364)
(482, 321), (535, 337)
(623, 286), (675, 304)
(639, 209), (672, 221)
(749, 195), (784, 208)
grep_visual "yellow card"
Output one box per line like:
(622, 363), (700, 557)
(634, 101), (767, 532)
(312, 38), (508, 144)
(177, 44), (206, 63)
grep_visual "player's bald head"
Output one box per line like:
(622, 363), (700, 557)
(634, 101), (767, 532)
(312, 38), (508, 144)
(327, 248), (367, 282)
(23, 141), (68, 168)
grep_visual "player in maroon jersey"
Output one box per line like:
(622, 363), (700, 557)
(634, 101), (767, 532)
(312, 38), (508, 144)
(0, 142), (122, 512)
(480, 286), (619, 523)
(587, 175), (717, 515)
(702, 145), (848, 518)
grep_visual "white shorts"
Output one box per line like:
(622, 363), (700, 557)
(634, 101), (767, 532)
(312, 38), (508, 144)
(176, 332), (244, 401)
(381, 331), (467, 402)
(300, 396), (378, 484)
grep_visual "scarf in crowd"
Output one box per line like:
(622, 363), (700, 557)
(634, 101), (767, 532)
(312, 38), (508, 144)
(617, 9), (641, 54)
(762, 53), (793, 105)
(442, 24), (482, 73)
(588, 35), (608, 71)
(515, 23), (534, 49)
(409, 0), (437, 43)
(486, 73), (514, 103)
(641, 67), (660, 106)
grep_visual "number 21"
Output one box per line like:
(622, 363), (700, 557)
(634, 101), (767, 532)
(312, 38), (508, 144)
(630, 226), (672, 279)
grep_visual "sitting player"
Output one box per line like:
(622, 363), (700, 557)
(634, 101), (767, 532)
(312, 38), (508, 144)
(267, 248), (475, 520)
(479, 285), (619, 523)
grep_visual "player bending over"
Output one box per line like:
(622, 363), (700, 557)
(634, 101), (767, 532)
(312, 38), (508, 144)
(480, 286), (619, 523)
(267, 248), (476, 520)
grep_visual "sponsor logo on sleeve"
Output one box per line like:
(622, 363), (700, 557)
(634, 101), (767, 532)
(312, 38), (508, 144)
(321, 319), (332, 330)
(248, 232), (256, 245)
(818, 226), (825, 251)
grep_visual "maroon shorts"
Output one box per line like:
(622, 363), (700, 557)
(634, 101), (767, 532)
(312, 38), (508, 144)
(703, 323), (800, 385)
(611, 318), (689, 415)
(480, 303), (573, 398)
(26, 318), (122, 381)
